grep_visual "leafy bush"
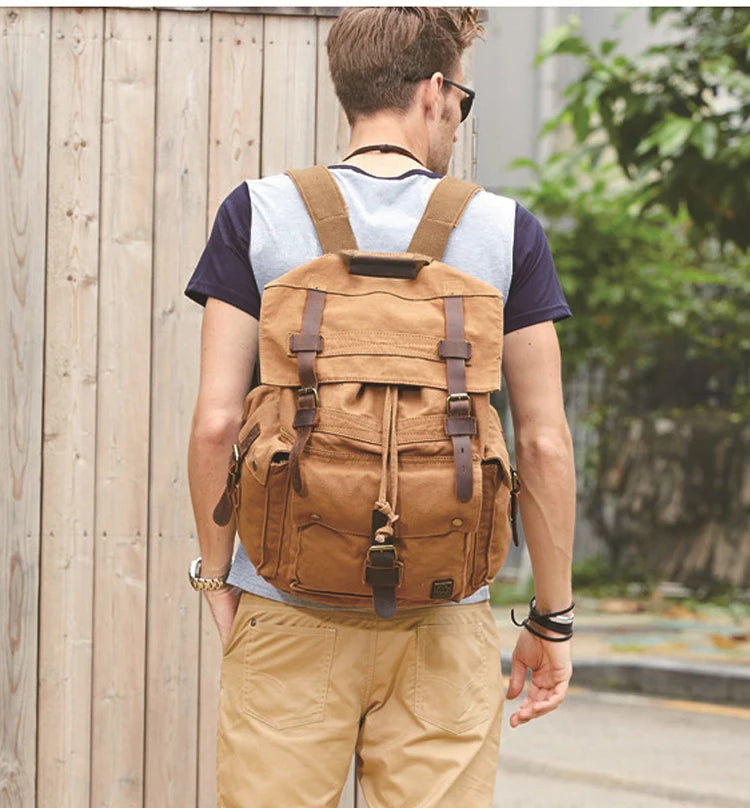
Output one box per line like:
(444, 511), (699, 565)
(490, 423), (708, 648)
(516, 8), (750, 418)
(536, 7), (750, 248)
(518, 150), (750, 417)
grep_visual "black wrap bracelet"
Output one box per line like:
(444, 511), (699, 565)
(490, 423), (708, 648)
(511, 597), (575, 643)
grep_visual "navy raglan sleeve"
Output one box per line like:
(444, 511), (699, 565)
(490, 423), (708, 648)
(185, 182), (261, 319)
(503, 204), (571, 334)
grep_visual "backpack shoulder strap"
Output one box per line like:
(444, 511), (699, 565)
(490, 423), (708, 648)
(407, 176), (482, 260)
(286, 165), (358, 253)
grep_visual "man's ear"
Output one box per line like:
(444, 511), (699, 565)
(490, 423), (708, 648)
(422, 72), (444, 122)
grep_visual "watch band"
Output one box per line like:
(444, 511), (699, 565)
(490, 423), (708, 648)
(188, 556), (229, 591)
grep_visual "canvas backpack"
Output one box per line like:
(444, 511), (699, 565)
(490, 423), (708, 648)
(213, 165), (519, 618)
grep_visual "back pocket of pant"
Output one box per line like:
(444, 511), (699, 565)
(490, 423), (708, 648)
(242, 621), (336, 730)
(414, 623), (489, 734)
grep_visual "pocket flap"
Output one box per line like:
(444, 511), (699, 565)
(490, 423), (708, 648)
(397, 459), (482, 537)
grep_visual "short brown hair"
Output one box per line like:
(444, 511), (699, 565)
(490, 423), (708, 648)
(327, 7), (483, 124)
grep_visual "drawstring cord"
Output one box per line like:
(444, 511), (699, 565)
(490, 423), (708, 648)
(374, 386), (400, 543)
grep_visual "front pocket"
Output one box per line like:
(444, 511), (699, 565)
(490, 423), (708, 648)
(290, 450), (380, 599)
(292, 522), (373, 599)
(414, 623), (489, 734)
(242, 621), (336, 729)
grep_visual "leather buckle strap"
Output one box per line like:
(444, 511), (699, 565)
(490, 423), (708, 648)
(296, 387), (320, 409)
(365, 544), (402, 619)
(442, 297), (474, 503)
(509, 467), (520, 546)
(446, 392), (472, 415)
(212, 423), (261, 526)
(366, 544), (399, 566)
(290, 290), (326, 495)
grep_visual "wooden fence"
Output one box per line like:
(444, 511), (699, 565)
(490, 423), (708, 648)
(0, 7), (473, 806)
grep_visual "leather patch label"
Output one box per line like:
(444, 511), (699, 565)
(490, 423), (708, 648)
(430, 579), (454, 599)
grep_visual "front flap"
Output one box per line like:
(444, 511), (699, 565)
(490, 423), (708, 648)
(259, 253), (503, 393)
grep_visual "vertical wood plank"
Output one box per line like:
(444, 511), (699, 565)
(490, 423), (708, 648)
(91, 10), (156, 808)
(0, 8), (49, 806)
(37, 9), (103, 808)
(207, 12), (263, 219)
(315, 16), (349, 166)
(143, 10), (210, 807)
(261, 15), (317, 176)
(198, 12), (264, 805)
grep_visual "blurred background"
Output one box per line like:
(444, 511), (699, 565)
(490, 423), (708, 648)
(475, 6), (750, 602)
(1, 6), (748, 808)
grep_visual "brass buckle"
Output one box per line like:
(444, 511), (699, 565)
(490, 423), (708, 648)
(366, 544), (398, 565)
(510, 467), (520, 494)
(446, 392), (472, 415)
(297, 386), (320, 407)
(226, 443), (241, 489)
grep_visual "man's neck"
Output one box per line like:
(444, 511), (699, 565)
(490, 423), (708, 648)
(342, 113), (429, 177)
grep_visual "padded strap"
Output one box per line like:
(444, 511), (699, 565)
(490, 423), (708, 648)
(287, 166), (358, 254)
(407, 176), (481, 260)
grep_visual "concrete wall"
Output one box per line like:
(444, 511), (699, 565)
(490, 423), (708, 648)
(474, 7), (664, 192)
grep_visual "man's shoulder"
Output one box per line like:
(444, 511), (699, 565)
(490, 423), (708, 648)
(469, 185), (517, 221)
(246, 172), (297, 197)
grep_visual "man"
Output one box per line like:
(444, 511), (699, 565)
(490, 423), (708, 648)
(186, 7), (575, 807)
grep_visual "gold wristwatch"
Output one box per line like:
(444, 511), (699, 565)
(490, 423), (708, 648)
(188, 557), (229, 591)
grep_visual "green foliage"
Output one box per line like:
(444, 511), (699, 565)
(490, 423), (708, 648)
(516, 9), (750, 417)
(519, 149), (750, 415)
(537, 7), (750, 248)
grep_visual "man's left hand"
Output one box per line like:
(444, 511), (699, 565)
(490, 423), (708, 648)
(506, 628), (572, 727)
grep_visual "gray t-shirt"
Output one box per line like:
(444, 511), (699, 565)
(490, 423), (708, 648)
(187, 165), (571, 608)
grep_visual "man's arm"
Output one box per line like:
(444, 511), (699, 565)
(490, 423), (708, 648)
(501, 320), (575, 727)
(188, 298), (258, 648)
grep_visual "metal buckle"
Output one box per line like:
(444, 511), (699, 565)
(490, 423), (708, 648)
(446, 392), (472, 415)
(366, 544), (398, 565)
(510, 467), (520, 494)
(297, 386), (320, 407)
(226, 443), (241, 489)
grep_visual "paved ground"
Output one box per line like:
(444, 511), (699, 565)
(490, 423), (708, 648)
(495, 688), (750, 808)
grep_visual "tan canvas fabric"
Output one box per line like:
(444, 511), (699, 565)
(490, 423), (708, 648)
(216, 167), (517, 614)
(217, 593), (504, 808)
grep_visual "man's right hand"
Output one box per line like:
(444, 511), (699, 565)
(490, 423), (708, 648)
(204, 586), (242, 651)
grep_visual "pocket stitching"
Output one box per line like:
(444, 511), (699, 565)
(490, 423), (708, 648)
(414, 624), (488, 734)
(242, 623), (336, 730)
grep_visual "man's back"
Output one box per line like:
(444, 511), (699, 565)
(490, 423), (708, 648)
(185, 8), (575, 806)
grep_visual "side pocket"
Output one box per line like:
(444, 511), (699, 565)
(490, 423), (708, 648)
(236, 450), (291, 579)
(471, 459), (512, 590)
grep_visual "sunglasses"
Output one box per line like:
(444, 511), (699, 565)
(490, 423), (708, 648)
(442, 78), (476, 122)
(407, 75), (476, 122)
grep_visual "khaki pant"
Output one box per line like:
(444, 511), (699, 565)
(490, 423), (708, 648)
(217, 593), (504, 808)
